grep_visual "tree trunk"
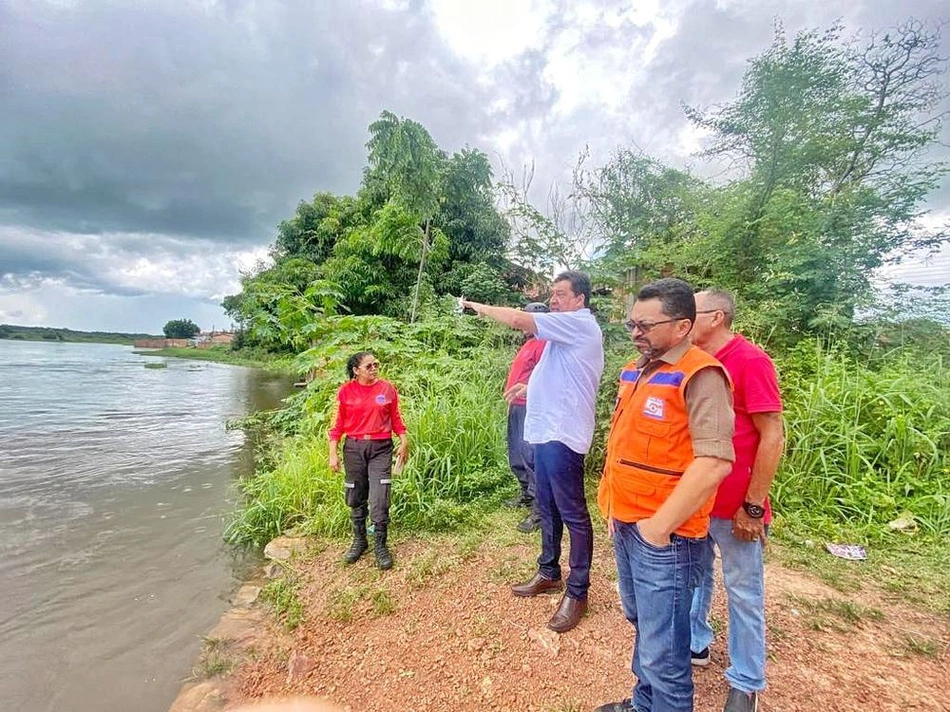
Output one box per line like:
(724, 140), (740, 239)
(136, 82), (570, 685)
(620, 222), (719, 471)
(409, 219), (430, 323)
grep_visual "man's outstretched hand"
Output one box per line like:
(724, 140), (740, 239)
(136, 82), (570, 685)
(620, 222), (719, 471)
(460, 298), (483, 315)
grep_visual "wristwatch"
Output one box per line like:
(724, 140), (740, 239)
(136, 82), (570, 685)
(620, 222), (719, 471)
(742, 501), (765, 519)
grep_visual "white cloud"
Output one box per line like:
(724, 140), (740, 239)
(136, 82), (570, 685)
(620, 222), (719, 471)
(428, 0), (550, 67)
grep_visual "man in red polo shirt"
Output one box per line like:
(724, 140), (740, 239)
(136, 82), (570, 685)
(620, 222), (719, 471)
(502, 302), (549, 533)
(688, 289), (784, 712)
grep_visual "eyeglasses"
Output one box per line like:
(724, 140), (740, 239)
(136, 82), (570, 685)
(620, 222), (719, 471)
(696, 309), (720, 315)
(623, 318), (682, 334)
(361, 361), (380, 370)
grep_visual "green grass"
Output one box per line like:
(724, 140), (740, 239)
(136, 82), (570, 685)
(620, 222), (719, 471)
(370, 588), (397, 616)
(191, 637), (234, 679)
(786, 593), (884, 632)
(134, 346), (294, 370)
(325, 584), (398, 622)
(773, 341), (950, 540)
(225, 317), (949, 616)
(900, 633), (941, 658)
(259, 576), (305, 630)
(143, 361), (167, 369)
(770, 533), (950, 614)
(226, 332), (512, 546)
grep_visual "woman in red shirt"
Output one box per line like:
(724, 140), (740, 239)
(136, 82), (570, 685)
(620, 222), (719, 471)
(329, 351), (408, 569)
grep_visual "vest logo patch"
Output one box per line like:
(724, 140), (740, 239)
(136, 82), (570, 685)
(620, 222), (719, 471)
(643, 396), (665, 420)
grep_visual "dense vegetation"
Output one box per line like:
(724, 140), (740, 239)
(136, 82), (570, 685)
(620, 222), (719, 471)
(162, 318), (201, 339)
(223, 20), (949, 561)
(0, 323), (157, 344)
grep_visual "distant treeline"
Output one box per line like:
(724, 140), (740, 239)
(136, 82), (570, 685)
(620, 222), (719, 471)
(0, 324), (159, 345)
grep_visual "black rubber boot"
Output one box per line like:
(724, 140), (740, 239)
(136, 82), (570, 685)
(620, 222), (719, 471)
(343, 519), (368, 564)
(374, 523), (393, 570)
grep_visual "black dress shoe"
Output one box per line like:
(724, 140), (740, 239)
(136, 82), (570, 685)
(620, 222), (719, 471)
(511, 572), (562, 597)
(547, 594), (587, 633)
(594, 700), (635, 712)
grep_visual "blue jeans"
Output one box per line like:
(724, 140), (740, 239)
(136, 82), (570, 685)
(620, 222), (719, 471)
(534, 441), (592, 600)
(614, 521), (709, 712)
(689, 516), (766, 693)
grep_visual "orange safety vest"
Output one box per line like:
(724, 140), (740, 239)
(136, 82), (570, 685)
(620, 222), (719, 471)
(597, 345), (729, 538)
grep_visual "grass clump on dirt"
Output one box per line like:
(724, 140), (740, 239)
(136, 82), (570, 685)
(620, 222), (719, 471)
(191, 637), (235, 679)
(260, 575), (305, 630)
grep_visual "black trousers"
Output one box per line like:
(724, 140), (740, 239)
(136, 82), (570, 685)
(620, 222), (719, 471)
(506, 403), (536, 500)
(343, 438), (393, 526)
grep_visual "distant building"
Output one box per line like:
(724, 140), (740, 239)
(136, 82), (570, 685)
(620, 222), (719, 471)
(195, 331), (234, 349)
(133, 338), (190, 348)
(133, 332), (234, 349)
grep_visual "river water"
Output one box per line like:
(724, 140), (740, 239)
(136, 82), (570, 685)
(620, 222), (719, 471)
(0, 341), (292, 712)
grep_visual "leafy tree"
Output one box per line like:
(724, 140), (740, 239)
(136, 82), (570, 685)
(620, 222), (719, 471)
(223, 111), (523, 349)
(365, 111), (445, 322)
(682, 21), (948, 337)
(163, 319), (200, 339)
(273, 193), (367, 263)
(223, 258), (341, 351)
(576, 148), (708, 286)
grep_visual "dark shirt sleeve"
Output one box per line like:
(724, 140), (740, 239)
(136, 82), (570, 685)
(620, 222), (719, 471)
(684, 367), (735, 462)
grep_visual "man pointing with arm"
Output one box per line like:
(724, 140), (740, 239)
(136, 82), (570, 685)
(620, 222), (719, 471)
(463, 270), (604, 634)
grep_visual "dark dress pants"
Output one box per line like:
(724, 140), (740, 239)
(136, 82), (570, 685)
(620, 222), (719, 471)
(534, 440), (593, 600)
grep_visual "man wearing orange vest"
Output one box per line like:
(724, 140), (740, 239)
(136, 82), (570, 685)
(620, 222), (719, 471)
(596, 278), (735, 712)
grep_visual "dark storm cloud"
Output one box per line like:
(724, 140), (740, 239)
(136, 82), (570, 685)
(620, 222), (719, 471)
(1, 0), (946, 330)
(0, 0), (493, 243)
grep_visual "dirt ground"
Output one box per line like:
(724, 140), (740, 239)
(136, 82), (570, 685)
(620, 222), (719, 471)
(214, 518), (950, 712)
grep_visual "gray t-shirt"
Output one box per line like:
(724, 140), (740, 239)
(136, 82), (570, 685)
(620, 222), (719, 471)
(524, 308), (604, 454)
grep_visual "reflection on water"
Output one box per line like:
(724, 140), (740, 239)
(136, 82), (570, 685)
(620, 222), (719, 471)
(0, 341), (293, 712)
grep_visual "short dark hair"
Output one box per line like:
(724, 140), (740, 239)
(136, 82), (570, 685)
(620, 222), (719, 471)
(636, 278), (696, 323)
(553, 270), (592, 307)
(346, 351), (373, 379)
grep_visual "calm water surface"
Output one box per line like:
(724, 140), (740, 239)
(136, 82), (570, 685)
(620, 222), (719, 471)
(0, 341), (292, 712)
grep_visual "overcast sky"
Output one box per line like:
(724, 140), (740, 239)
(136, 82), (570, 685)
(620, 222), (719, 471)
(1, 0), (947, 333)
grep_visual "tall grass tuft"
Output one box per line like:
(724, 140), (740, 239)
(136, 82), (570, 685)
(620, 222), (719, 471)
(774, 340), (950, 539)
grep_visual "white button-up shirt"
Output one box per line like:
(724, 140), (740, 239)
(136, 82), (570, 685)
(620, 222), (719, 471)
(524, 308), (604, 454)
